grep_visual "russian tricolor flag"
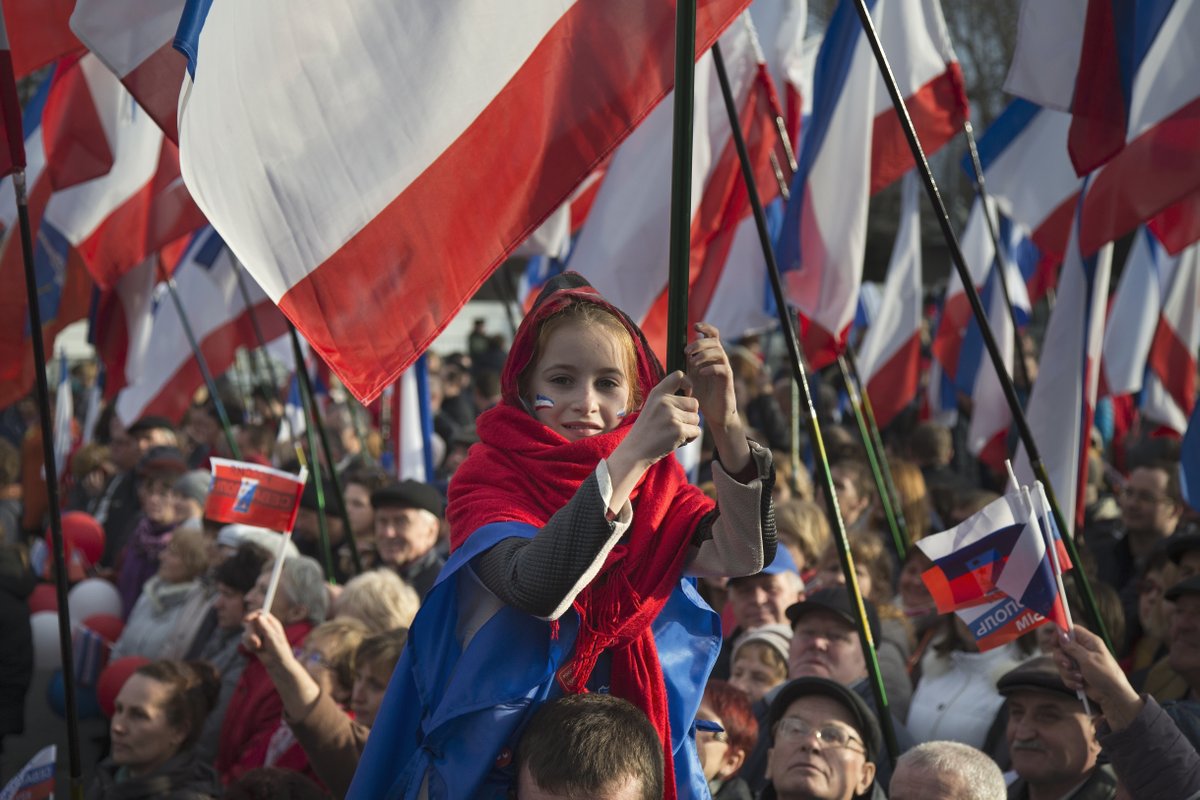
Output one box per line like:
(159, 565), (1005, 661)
(1101, 227), (1175, 397)
(1141, 242), (1200, 434)
(777, 0), (966, 368)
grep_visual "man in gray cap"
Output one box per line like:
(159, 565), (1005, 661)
(760, 676), (881, 800)
(371, 479), (445, 599)
(998, 656), (1115, 800)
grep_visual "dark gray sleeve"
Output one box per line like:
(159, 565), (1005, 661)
(1100, 696), (1200, 800)
(472, 471), (624, 619)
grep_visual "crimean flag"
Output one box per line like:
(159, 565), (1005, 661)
(205, 458), (306, 533)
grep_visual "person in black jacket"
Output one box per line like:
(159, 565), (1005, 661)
(0, 543), (33, 760)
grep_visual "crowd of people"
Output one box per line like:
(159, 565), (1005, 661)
(0, 274), (1198, 800)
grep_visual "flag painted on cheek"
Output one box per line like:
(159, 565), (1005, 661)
(534, 394), (555, 410)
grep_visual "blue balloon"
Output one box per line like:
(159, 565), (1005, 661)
(47, 671), (102, 720)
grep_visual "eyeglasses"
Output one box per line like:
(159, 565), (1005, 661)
(695, 719), (729, 745)
(774, 717), (865, 752)
(293, 646), (332, 670)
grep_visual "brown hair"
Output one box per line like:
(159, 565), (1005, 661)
(517, 301), (642, 412)
(776, 499), (832, 570)
(306, 617), (369, 696)
(133, 660), (220, 750)
(165, 528), (210, 583)
(885, 459), (931, 541)
(355, 628), (409, 677)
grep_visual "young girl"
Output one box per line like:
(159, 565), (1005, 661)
(349, 274), (776, 799)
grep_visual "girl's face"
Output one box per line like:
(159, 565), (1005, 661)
(730, 648), (786, 704)
(528, 320), (632, 442)
(110, 675), (186, 776)
(898, 557), (934, 612)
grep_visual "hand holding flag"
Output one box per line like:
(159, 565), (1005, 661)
(206, 458), (309, 612)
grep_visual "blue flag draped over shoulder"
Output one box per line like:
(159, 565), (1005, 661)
(347, 522), (721, 799)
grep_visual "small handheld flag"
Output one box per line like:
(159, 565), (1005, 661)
(205, 458), (307, 532)
(0, 745), (55, 800)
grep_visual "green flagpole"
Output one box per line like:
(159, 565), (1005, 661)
(845, 348), (911, 547)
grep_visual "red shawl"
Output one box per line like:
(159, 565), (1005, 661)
(446, 278), (714, 799)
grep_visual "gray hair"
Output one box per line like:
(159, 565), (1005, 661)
(279, 556), (329, 624)
(893, 741), (1006, 800)
(334, 568), (420, 633)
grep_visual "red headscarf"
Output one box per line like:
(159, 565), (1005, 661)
(447, 275), (714, 800)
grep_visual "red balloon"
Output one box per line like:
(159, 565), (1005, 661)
(46, 512), (106, 568)
(82, 613), (124, 644)
(28, 583), (58, 614)
(96, 656), (151, 718)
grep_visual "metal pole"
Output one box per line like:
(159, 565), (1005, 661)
(848, 0), (1113, 653)
(665, 0), (698, 375)
(712, 41), (899, 766)
(13, 169), (85, 799)
(287, 325), (361, 577)
(155, 261), (243, 460)
(837, 354), (907, 560)
(962, 120), (1032, 392)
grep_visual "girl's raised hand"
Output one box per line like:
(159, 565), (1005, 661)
(625, 371), (702, 465)
(685, 323), (738, 431)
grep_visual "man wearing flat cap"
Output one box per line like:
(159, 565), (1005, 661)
(372, 479), (445, 599)
(760, 676), (880, 800)
(998, 657), (1115, 800)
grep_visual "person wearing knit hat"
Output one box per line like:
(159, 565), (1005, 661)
(730, 624), (792, 704)
(173, 470), (211, 525)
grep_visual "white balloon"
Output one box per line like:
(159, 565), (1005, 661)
(31, 611), (64, 670)
(67, 578), (123, 622)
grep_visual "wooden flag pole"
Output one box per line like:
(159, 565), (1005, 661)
(13, 168), (87, 800)
(665, 0), (698, 376)
(848, 0), (1113, 653)
(711, 41), (900, 767)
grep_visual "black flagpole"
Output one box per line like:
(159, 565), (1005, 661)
(849, 0), (1113, 652)
(665, 0), (698, 376)
(711, 41), (901, 767)
(14, 168), (86, 799)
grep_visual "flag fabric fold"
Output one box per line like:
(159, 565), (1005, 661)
(1141, 241), (1200, 434)
(857, 171), (922, 429)
(777, 0), (966, 367)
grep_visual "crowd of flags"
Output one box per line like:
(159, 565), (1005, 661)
(0, 0), (1197, 506)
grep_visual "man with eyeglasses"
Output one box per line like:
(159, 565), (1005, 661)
(760, 676), (881, 800)
(1088, 461), (1184, 623)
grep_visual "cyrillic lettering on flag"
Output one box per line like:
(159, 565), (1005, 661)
(956, 593), (1049, 652)
(205, 458), (306, 533)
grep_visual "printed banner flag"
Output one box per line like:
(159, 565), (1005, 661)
(955, 593), (1049, 652)
(0, 745), (55, 800)
(205, 458), (306, 532)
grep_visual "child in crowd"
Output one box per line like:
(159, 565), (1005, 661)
(350, 273), (777, 799)
(728, 624), (791, 705)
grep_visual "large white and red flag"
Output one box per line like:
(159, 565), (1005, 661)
(1100, 227), (1176, 397)
(857, 172), (922, 429)
(964, 265), (1015, 472)
(104, 227), (290, 425)
(174, 0), (750, 404)
(1140, 242), (1200, 434)
(776, 0), (967, 368)
(570, 5), (801, 359)
(1006, 0), (1200, 256)
(1014, 185), (1113, 532)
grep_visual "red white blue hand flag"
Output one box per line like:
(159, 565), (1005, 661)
(1141, 242), (1200, 434)
(205, 458), (306, 533)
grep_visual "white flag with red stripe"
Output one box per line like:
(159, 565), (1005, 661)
(1100, 227), (1176, 397)
(109, 227), (290, 425)
(175, 0), (751, 404)
(858, 172), (922, 429)
(1141, 242), (1200, 434)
